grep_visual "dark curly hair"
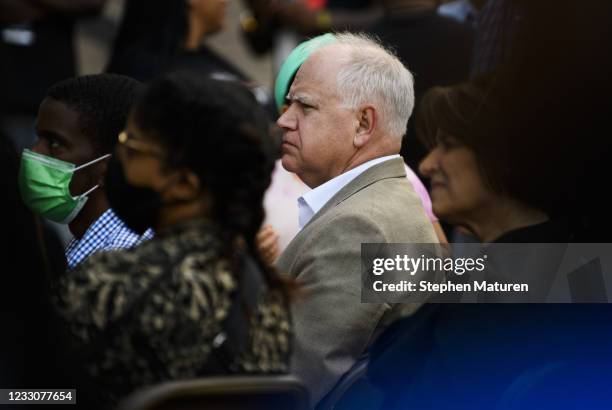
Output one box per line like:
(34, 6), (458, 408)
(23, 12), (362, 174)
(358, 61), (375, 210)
(46, 73), (142, 154)
(131, 71), (288, 294)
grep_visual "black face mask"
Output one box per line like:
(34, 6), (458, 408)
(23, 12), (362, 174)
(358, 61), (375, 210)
(105, 158), (160, 235)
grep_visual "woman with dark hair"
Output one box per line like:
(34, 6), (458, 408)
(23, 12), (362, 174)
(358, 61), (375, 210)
(358, 77), (605, 410)
(416, 76), (568, 243)
(106, 0), (246, 84)
(52, 72), (292, 407)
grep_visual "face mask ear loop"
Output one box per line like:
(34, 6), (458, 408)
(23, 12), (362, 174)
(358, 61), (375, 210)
(78, 184), (100, 198)
(74, 153), (112, 172)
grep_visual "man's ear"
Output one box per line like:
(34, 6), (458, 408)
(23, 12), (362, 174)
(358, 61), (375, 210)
(354, 105), (376, 148)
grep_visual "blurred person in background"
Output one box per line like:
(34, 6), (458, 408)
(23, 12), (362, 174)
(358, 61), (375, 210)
(437, 0), (479, 23)
(469, 0), (524, 77)
(436, 0), (522, 78)
(19, 74), (150, 269)
(372, 0), (474, 105)
(53, 72), (292, 408)
(0, 0), (106, 151)
(369, 0), (474, 176)
(107, 0), (247, 84)
(482, 0), (611, 241)
(240, 0), (383, 74)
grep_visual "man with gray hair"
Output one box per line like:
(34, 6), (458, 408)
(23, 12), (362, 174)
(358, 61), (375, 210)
(275, 32), (439, 404)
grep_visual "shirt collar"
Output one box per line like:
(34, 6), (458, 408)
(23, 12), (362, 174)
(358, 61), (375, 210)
(70, 208), (120, 241)
(298, 154), (399, 229)
(65, 208), (137, 268)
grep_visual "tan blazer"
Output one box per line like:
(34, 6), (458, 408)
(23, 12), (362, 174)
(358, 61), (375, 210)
(277, 157), (439, 405)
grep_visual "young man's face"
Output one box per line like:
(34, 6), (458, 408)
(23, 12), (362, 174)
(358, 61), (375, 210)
(32, 97), (103, 197)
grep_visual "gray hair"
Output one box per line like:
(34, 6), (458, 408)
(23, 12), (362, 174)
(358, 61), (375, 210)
(319, 32), (415, 139)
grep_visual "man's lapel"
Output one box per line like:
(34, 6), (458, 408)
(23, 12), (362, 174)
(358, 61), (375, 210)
(277, 157), (407, 272)
(302, 157), (407, 229)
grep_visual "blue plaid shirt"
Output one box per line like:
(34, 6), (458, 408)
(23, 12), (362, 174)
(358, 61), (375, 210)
(65, 208), (153, 269)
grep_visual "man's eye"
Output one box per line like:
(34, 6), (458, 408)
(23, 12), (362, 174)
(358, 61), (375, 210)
(48, 137), (61, 149)
(286, 98), (314, 111)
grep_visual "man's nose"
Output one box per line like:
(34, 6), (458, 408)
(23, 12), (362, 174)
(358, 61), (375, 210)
(276, 105), (296, 130)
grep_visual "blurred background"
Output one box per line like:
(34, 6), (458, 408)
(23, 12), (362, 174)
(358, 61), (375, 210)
(76, 0), (273, 87)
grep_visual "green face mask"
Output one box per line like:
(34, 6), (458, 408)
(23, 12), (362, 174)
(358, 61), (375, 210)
(18, 149), (111, 224)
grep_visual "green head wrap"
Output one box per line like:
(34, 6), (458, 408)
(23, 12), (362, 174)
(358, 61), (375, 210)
(274, 33), (338, 112)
